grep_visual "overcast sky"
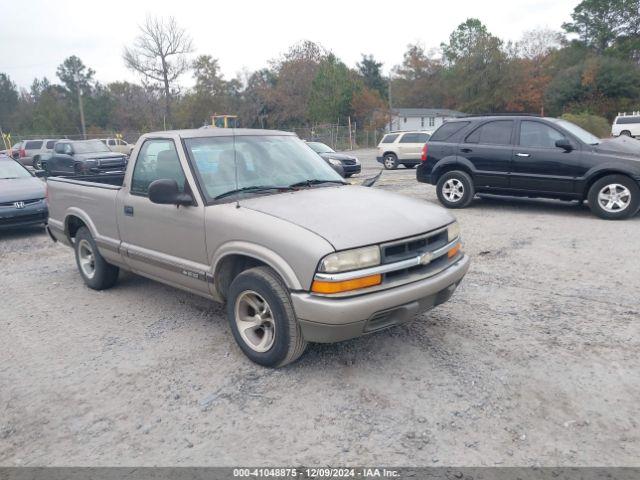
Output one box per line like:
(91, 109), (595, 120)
(1, 0), (579, 89)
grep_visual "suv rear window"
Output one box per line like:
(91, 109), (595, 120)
(616, 116), (640, 125)
(380, 134), (399, 143)
(399, 133), (430, 143)
(430, 122), (469, 142)
(24, 140), (43, 149)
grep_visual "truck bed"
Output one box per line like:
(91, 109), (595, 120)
(47, 172), (125, 188)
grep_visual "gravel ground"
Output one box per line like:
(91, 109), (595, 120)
(1, 148), (639, 467)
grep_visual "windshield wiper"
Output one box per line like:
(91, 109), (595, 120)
(214, 185), (291, 200)
(288, 179), (348, 189)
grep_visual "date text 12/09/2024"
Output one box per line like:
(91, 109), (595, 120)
(233, 468), (400, 478)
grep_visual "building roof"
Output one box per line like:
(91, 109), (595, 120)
(392, 108), (466, 118)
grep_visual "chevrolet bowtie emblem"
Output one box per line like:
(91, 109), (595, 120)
(419, 252), (432, 265)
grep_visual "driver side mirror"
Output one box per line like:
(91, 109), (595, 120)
(148, 179), (193, 206)
(555, 138), (573, 152)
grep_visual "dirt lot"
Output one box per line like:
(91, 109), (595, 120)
(1, 148), (639, 467)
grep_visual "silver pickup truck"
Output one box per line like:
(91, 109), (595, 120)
(47, 128), (470, 367)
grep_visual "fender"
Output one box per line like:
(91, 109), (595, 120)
(211, 241), (303, 291)
(580, 164), (640, 195)
(63, 207), (121, 253)
(431, 155), (475, 182)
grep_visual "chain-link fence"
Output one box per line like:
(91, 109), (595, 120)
(291, 124), (384, 151)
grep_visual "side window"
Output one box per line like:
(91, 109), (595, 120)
(25, 140), (43, 150)
(130, 139), (186, 196)
(465, 120), (513, 145)
(399, 133), (420, 143)
(45, 140), (56, 149)
(416, 133), (429, 143)
(108, 139), (116, 146)
(430, 122), (470, 142)
(54, 143), (66, 154)
(380, 134), (399, 144)
(519, 121), (566, 148)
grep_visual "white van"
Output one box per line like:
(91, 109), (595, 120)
(612, 112), (640, 138)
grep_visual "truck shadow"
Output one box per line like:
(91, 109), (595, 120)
(0, 225), (47, 240)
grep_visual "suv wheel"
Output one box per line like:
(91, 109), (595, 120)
(227, 266), (307, 368)
(621, 130), (632, 137)
(587, 174), (640, 220)
(383, 153), (398, 170)
(436, 171), (475, 208)
(74, 227), (120, 289)
(33, 156), (42, 169)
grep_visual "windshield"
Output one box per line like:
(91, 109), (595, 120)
(73, 140), (111, 154)
(548, 119), (601, 145)
(185, 135), (344, 200)
(307, 142), (334, 154)
(0, 160), (32, 179)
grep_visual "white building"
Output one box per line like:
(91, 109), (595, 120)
(387, 108), (466, 133)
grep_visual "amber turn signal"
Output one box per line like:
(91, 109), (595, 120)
(311, 274), (382, 294)
(447, 243), (461, 258)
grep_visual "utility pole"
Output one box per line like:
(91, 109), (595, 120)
(388, 73), (393, 132)
(74, 74), (86, 139)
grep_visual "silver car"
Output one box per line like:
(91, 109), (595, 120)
(47, 128), (470, 367)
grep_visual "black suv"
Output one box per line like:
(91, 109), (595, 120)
(417, 115), (640, 220)
(42, 139), (127, 176)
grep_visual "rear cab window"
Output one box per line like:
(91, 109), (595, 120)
(430, 122), (470, 142)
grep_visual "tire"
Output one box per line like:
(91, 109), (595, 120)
(74, 163), (84, 176)
(436, 170), (475, 208)
(345, 173), (353, 178)
(383, 153), (398, 170)
(587, 174), (640, 220)
(404, 164), (416, 169)
(226, 266), (307, 368)
(621, 130), (632, 137)
(74, 227), (120, 290)
(33, 156), (41, 169)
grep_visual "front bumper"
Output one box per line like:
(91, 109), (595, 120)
(291, 254), (470, 342)
(343, 163), (361, 174)
(0, 202), (48, 230)
(376, 156), (384, 163)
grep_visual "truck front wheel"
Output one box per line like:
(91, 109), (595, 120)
(74, 227), (120, 290)
(227, 266), (307, 367)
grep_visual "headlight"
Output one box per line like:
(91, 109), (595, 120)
(318, 245), (380, 273)
(328, 158), (342, 166)
(447, 221), (460, 242)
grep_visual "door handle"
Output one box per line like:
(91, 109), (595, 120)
(516, 153), (530, 157)
(124, 205), (134, 216)
(460, 148), (472, 153)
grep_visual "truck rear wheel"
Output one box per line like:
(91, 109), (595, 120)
(74, 227), (120, 290)
(226, 266), (307, 368)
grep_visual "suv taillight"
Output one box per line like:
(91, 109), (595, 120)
(420, 144), (428, 162)
(19, 148), (26, 158)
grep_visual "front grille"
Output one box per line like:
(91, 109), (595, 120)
(0, 198), (43, 207)
(342, 159), (357, 165)
(380, 229), (450, 284)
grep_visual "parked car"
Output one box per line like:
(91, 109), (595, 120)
(417, 115), (640, 220)
(42, 139), (127, 176)
(306, 141), (361, 177)
(0, 142), (22, 160)
(17, 138), (59, 168)
(101, 137), (135, 156)
(0, 155), (48, 229)
(47, 128), (469, 367)
(611, 112), (640, 138)
(377, 131), (431, 170)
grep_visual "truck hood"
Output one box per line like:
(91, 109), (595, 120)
(0, 177), (46, 203)
(239, 185), (455, 250)
(594, 137), (640, 159)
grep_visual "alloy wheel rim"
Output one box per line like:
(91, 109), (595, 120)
(234, 290), (276, 353)
(78, 239), (96, 279)
(384, 156), (395, 168)
(443, 179), (465, 202)
(598, 183), (631, 212)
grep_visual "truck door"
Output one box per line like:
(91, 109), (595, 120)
(116, 137), (211, 295)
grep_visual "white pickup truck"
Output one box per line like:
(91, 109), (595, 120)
(46, 128), (470, 367)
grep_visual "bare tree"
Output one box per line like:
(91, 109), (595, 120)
(123, 16), (193, 126)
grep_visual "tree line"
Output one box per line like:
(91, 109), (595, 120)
(1, 0), (639, 139)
